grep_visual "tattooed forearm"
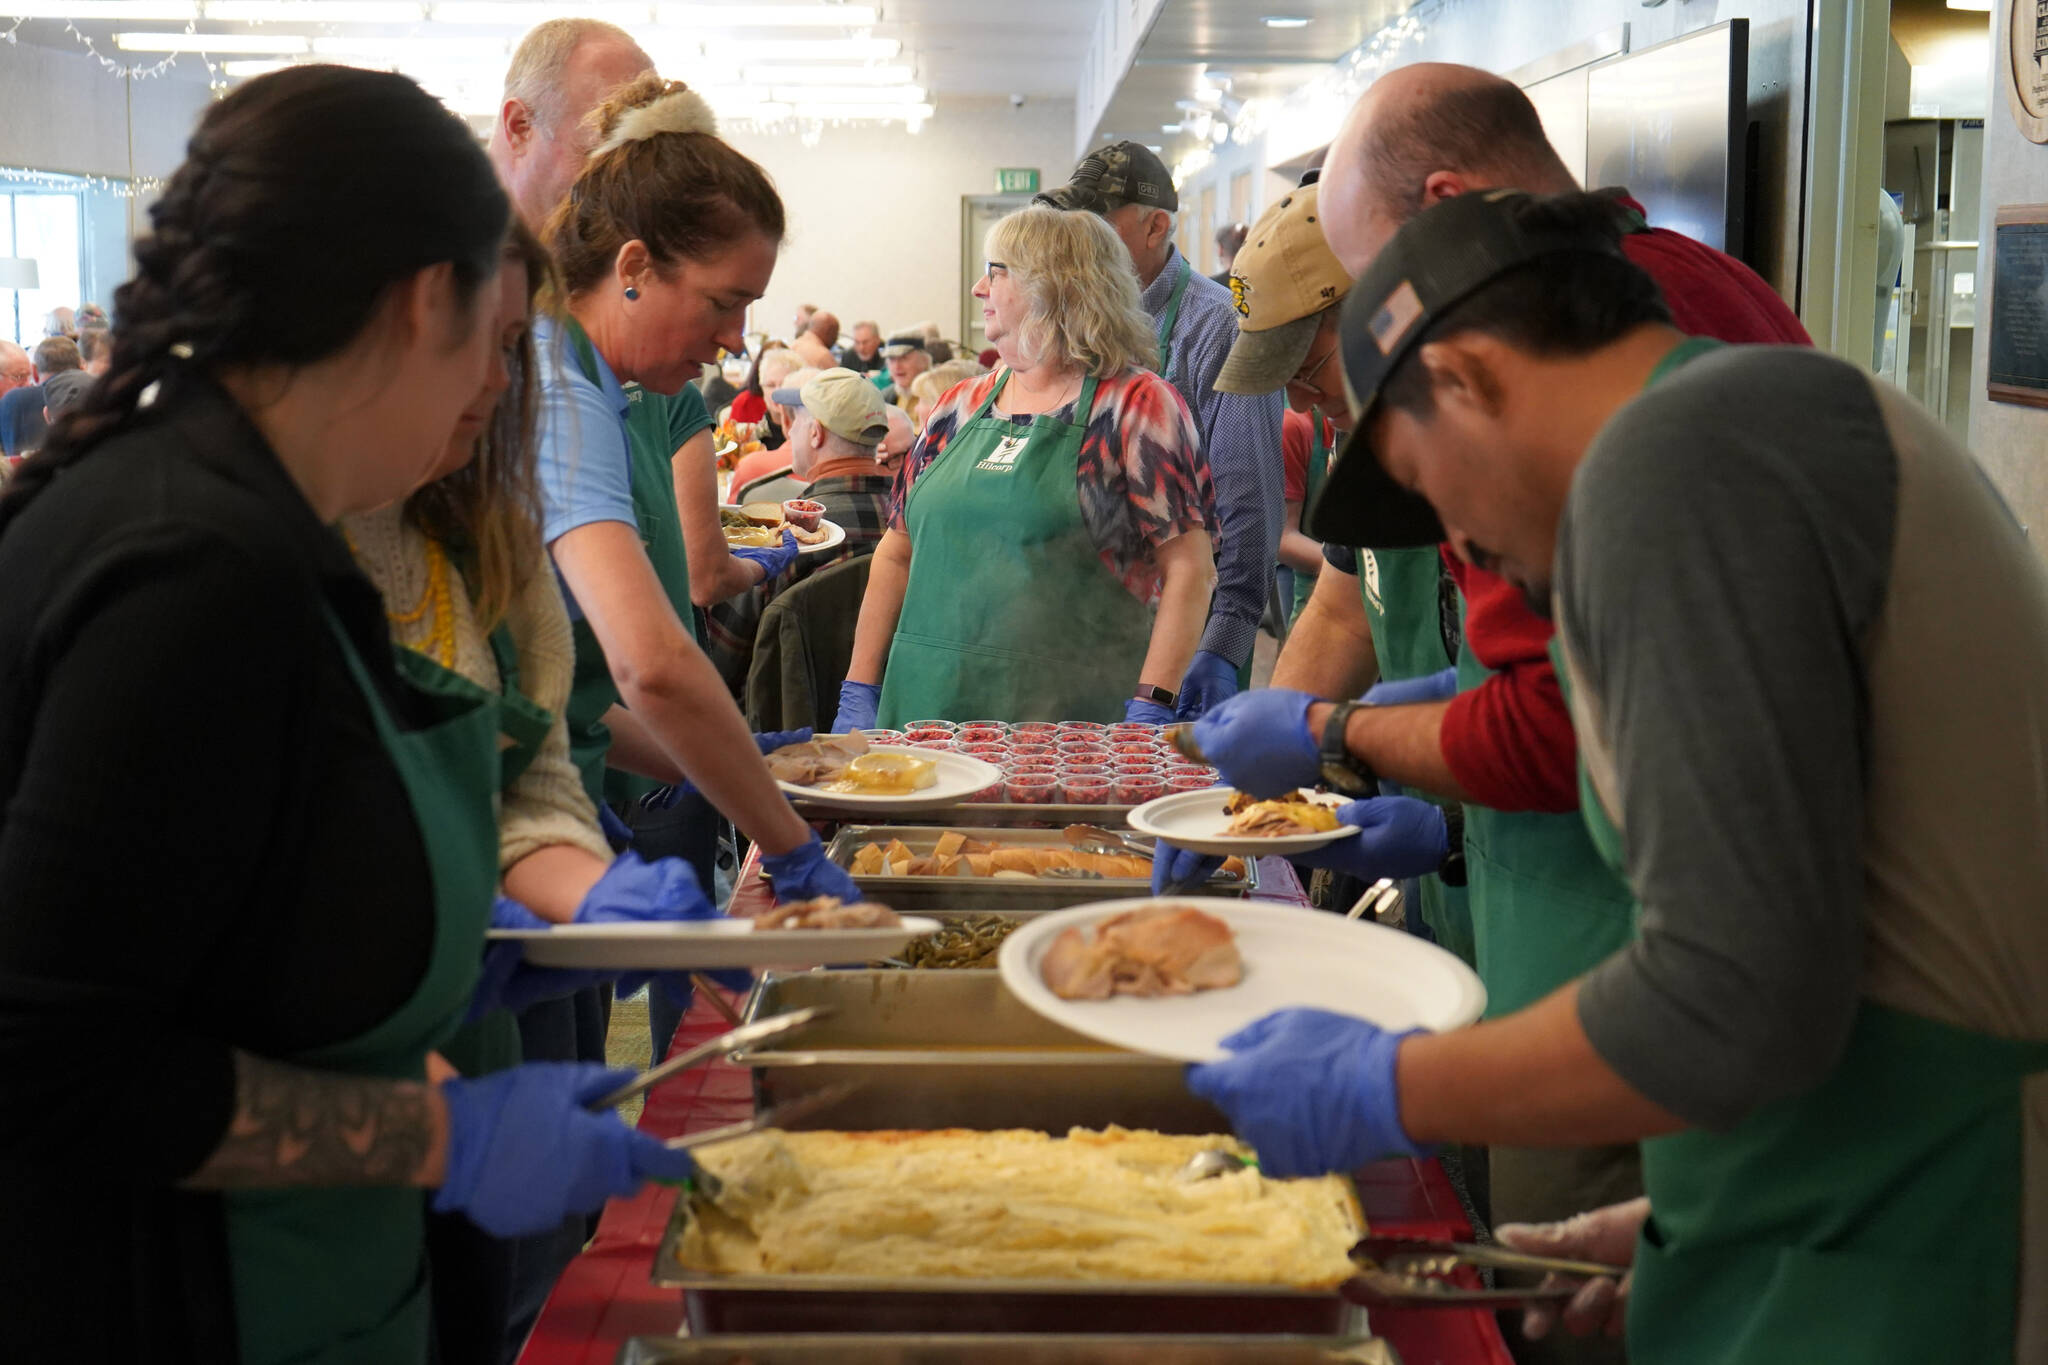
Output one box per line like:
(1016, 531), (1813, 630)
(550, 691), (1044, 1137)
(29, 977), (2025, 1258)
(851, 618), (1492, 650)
(181, 1050), (445, 1190)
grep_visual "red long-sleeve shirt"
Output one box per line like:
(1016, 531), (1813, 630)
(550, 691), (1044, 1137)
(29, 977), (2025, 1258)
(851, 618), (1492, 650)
(1438, 197), (1811, 812)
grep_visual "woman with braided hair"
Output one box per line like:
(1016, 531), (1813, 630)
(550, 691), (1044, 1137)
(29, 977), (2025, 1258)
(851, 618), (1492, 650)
(0, 66), (688, 1364)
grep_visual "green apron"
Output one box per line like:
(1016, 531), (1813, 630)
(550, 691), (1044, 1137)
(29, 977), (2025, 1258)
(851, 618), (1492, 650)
(877, 370), (1148, 725)
(1355, 544), (1474, 965)
(1556, 639), (2048, 1363)
(225, 614), (502, 1365)
(1552, 334), (2048, 1361)
(435, 621), (552, 1081)
(1288, 411), (1330, 623)
(556, 320), (699, 809)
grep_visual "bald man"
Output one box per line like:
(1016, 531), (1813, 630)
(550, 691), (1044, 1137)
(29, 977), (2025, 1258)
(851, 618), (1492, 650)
(791, 312), (840, 370)
(0, 341), (30, 397)
(1283, 63), (1810, 1363)
(488, 16), (653, 230)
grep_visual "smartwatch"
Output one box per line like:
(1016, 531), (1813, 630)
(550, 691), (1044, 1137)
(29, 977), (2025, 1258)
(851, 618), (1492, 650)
(1318, 701), (1379, 796)
(1134, 683), (1177, 708)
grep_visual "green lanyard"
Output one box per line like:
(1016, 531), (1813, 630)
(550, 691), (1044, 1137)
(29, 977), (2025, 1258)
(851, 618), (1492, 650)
(1155, 256), (1193, 372)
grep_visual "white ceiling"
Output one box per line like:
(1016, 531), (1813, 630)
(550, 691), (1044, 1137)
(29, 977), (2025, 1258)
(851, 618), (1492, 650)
(9, 1), (1405, 139)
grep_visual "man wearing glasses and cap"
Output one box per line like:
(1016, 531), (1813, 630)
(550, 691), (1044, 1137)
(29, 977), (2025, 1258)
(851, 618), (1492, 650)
(1038, 141), (1284, 722)
(1178, 186), (2048, 1365)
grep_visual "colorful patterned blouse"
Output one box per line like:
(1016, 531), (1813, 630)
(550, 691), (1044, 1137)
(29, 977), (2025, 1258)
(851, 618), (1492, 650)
(889, 366), (1215, 604)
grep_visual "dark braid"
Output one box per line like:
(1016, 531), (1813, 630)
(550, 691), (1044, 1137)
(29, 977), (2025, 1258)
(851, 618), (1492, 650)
(1, 64), (508, 530)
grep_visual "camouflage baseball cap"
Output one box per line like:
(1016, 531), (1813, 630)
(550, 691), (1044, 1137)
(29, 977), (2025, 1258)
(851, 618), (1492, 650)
(1035, 140), (1179, 215)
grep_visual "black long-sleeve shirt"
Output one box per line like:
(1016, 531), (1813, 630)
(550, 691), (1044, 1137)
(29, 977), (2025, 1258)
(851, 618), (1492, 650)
(0, 376), (439, 1359)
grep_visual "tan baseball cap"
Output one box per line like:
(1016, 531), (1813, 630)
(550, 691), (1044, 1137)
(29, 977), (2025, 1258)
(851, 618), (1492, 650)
(1214, 184), (1353, 396)
(774, 366), (889, 445)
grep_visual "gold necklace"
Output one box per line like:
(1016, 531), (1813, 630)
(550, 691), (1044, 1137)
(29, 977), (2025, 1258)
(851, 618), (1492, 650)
(342, 523), (459, 670)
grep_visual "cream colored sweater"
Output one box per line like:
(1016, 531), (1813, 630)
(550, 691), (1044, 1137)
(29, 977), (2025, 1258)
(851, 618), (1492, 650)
(343, 505), (612, 871)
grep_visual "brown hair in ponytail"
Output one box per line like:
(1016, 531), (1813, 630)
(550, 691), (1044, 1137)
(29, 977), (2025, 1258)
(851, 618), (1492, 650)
(544, 74), (785, 299)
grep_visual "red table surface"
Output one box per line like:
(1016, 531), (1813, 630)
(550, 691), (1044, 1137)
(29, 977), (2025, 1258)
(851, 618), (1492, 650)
(518, 844), (1513, 1365)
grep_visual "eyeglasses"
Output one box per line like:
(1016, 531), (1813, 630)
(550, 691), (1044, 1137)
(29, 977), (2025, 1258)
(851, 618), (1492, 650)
(984, 262), (1009, 278)
(1292, 339), (1336, 390)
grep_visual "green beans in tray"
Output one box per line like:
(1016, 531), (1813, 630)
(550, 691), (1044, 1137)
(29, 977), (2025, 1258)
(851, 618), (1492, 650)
(898, 914), (1019, 969)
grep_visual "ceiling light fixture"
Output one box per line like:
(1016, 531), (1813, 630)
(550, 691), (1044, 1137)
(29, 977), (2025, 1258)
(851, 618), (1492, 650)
(311, 32), (505, 56)
(222, 56), (302, 76)
(658, 4), (878, 24)
(787, 101), (933, 120)
(1945, 0), (1991, 9)
(1262, 15), (1311, 28)
(115, 29), (311, 52)
(8, 2), (198, 16)
(429, 2), (648, 22)
(767, 83), (925, 103)
(205, 1), (426, 19)
(703, 36), (898, 61)
(745, 62), (912, 84)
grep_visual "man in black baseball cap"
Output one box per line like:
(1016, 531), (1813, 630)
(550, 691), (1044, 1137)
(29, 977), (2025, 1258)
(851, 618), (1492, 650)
(1038, 139), (1286, 727)
(1180, 183), (2048, 1364)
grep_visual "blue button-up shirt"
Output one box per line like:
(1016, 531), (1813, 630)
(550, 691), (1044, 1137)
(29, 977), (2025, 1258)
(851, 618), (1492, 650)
(531, 314), (634, 621)
(1144, 245), (1285, 667)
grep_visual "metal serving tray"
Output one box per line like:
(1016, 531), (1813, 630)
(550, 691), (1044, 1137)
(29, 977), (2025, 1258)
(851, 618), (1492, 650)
(826, 824), (1251, 912)
(728, 970), (1225, 1134)
(655, 1192), (1369, 1337)
(619, 1335), (1399, 1364)
(797, 800), (1140, 828)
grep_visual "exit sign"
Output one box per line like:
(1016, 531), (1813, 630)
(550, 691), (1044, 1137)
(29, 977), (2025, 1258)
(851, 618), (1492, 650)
(996, 168), (1040, 194)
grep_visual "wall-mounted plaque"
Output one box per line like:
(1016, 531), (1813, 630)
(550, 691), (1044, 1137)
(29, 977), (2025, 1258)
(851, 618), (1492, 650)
(2002, 0), (2048, 143)
(1989, 206), (2048, 407)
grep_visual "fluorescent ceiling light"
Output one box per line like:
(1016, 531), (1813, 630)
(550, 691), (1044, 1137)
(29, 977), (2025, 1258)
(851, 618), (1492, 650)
(788, 101), (932, 120)
(1160, 122), (1182, 133)
(703, 36), (898, 61)
(1946, 0), (1991, 9)
(312, 32), (505, 56)
(717, 101), (794, 122)
(1262, 15), (1311, 27)
(658, 4), (877, 24)
(222, 57), (301, 75)
(205, 1), (426, 18)
(116, 29), (310, 51)
(9, 2), (197, 16)
(767, 83), (925, 103)
(744, 62), (910, 84)
(430, 2), (648, 21)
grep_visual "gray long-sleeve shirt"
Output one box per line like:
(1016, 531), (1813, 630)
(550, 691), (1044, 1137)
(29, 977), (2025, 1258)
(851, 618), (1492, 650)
(1554, 344), (2048, 1135)
(1143, 245), (1284, 667)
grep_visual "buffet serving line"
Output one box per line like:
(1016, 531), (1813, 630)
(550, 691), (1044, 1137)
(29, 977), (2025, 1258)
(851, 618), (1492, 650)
(511, 721), (1516, 1365)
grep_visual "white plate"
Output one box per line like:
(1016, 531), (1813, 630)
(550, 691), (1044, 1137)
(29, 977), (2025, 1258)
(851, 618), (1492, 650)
(998, 897), (1485, 1063)
(776, 743), (1002, 813)
(1128, 787), (1358, 857)
(719, 504), (846, 556)
(488, 915), (941, 970)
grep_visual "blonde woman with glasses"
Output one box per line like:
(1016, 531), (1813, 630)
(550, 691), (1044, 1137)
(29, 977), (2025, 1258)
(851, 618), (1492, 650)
(836, 205), (1216, 729)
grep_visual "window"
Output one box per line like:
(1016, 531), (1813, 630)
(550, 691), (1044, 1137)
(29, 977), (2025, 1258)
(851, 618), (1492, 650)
(0, 172), (88, 347)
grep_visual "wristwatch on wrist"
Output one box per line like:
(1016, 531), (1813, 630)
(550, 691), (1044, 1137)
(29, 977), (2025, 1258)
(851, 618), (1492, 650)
(1134, 683), (1177, 708)
(1318, 701), (1379, 796)
(1439, 805), (1468, 887)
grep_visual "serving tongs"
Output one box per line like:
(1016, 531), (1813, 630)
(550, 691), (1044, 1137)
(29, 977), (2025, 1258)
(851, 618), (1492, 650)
(666, 1083), (865, 1200)
(584, 1006), (832, 1112)
(1341, 1234), (1628, 1309)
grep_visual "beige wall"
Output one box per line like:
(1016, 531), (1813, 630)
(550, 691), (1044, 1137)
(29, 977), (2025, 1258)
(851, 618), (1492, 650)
(1968, 53), (2048, 549)
(723, 96), (1076, 348)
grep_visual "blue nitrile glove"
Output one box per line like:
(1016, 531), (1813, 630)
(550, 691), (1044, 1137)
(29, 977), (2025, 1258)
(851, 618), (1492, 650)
(1152, 843), (1225, 895)
(574, 851), (742, 1006)
(597, 803), (635, 852)
(433, 1062), (696, 1238)
(760, 831), (863, 904)
(1363, 667), (1457, 707)
(832, 681), (881, 735)
(1185, 1009), (1433, 1178)
(644, 728), (816, 811)
(732, 528), (800, 583)
(1291, 797), (1449, 882)
(468, 897), (614, 1021)
(1173, 649), (1241, 721)
(1125, 697), (1176, 726)
(1190, 688), (1320, 799)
